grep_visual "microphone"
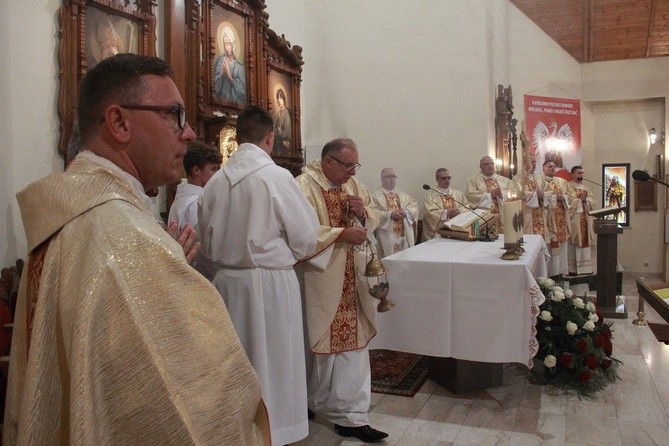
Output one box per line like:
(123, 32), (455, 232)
(632, 170), (669, 187)
(422, 184), (494, 242)
(583, 178), (603, 188)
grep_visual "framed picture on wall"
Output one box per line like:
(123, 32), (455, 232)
(268, 69), (293, 155)
(210, 3), (248, 106)
(57, 1), (156, 159)
(602, 163), (630, 226)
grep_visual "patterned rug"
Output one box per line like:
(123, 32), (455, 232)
(370, 349), (430, 397)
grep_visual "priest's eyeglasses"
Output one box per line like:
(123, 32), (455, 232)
(120, 104), (187, 130)
(329, 155), (361, 172)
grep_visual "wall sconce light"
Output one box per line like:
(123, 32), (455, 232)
(650, 128), (658, 145)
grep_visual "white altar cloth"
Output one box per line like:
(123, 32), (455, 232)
(370, 234), (550, 366)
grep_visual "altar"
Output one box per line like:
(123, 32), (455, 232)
(370, 234), (550, 391)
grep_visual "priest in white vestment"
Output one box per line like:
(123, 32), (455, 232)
(466, 156), (519, 230)
(295, 138), (389, 443)
(199, 106), (320, 446)
(543, 160), (575, 277)
(4, 54), (269, 446)
(372, 167), (418, 257)
(422, 168), (469, 241)
(568, 166), (596, 275)
(514, 154), (550, 242)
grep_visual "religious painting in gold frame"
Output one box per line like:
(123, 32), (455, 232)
(219, 125), (239, 165)
(57, 0), (156, 159)
(602, 163), (630, 226)
(209, 2), (248, 107)
(268, 69), (294, 156)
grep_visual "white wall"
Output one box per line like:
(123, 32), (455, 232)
(2, 0), (667, 275)
(0, 0), (62, 266)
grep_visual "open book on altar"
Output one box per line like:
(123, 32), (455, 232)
(589, 205), (628, 219)
(439, 209), (495, 233)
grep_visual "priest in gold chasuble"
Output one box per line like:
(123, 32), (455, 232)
(543, 160), (575, 277)
(3, 55), (269, 446)
(514, 154), (550, 243)
(421, 168), (469, 241)
(372, 167), (419, 257)
(567, 166), (596, 275)
(296, 138), (388, 442)
(466, 156), (519, 231)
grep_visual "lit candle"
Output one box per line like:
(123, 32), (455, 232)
(503, 200), (517, 245)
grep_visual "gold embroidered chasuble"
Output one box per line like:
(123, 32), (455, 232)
(371, 188), (419, 254)
(568, 182), (596, 247)
(544, 176), (573, 246)
(420, 188), (468, 241)
(518, 174), (549, 242)
(4, 154), (269, 446)
(465, 173), (519, 231)
(296, 161), (384, 354)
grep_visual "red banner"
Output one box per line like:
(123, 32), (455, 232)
(524, 95), (581, 181)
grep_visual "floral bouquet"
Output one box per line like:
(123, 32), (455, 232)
(534, 277), (621, 399)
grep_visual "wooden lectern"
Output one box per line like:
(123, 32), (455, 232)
(590, 207), (628, 318)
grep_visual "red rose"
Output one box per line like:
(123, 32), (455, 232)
(584, 354), (598, 370)
(604, 340), (613, 357)
(602, 359), (612, 370)
(578, 370), (592, 383)
(561, 352), (574, 367)
(601, 325), (612, 340)
(576, 339), (588, 352)
(594, 335), (606, 348)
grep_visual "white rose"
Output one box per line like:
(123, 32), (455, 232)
(572, 297), (585, 309)
(551, 290), (565, 302)
(537, 277), (551, 287)
(583, 320), (595, 331)
(565, 289), (574, 298)
(585, 302), (596, 312)
(588, 313), (599, 323)
(544, 355), (557, 368)
(566, 321), (578, 335)
(553, 286), (564, 293)
(539, 310), (553, 321)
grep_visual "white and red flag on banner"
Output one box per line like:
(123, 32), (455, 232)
(524, 95), (581, 181)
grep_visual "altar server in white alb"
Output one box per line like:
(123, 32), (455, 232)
(372, 167), (419, 257)
(422, 167), (469, 241)
(168, 141), (221, 233)
(199, 105), (320, 445)
(568, 165), (595, 275)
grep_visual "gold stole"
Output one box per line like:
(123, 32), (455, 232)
(483, 178), (501, 214)
(26, 238), (51, 356)
(528, 179), (546, 235)
(547, 179), (568, 243)
(576, 189), (589, 247)
(384, 192), (404, 240)
(321, 187), (359, 352)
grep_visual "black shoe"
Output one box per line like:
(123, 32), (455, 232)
(334, 424), (388, 443)
(307, 409), (315, 420)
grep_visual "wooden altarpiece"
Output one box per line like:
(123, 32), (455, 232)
(495, 85), (518, 179)
(167, 0), (304, 176)
(57, 0), (158, 159)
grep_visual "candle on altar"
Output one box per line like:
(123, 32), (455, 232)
(503, 199), (517, 245)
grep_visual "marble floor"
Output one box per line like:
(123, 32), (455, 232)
(295, 273), (669, 445)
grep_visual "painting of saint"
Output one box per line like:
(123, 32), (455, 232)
(212, 13), (246, 104)
(86, 7), (138, 70)
(603, 164), (629, 225)
(269, 70), (293, 154)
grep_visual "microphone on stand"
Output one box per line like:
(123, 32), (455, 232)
(422, 184), (494, 242)
(632, 169), (669, 187)
(583, 178), (604, 188)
